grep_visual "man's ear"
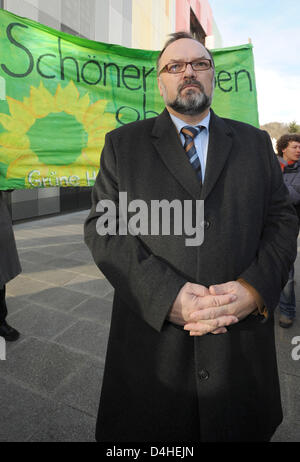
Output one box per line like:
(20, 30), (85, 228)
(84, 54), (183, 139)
(157, 76), (164, 97)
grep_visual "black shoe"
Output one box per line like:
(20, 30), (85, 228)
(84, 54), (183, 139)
(279, 314), (294, 329)
(0, 321), (20, 341)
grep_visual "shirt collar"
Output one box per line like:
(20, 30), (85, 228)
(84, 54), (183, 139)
(278, 156), (298, 166)
(169, 110), (211, 134)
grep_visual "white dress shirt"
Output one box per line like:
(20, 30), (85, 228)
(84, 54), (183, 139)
(170, 111), (210, 183)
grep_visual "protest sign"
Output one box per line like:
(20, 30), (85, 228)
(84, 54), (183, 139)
(0, 9), (259, 189)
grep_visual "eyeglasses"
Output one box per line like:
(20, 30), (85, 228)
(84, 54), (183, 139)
(158, 59), (212, 75)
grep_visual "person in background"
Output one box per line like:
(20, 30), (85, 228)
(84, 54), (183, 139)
(277, 133), (300, 328)
(0, 191), (21, 341)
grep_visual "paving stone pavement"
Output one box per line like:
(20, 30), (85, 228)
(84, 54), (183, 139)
(0, 210), (299, 442)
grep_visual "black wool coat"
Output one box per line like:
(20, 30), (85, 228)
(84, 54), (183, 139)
(84, 109), (298, 442)
(0, 192), (21, 287)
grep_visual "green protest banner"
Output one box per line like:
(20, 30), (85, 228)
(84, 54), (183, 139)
(0, 9), (259, 190)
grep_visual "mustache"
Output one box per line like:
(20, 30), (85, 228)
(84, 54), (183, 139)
(178, 79), (205, 93)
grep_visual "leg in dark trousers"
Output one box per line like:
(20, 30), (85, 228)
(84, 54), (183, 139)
(0, 285), (19, 341)
(0, 285), (8, 325)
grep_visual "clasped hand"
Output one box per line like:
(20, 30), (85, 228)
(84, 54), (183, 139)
(168, 281), (257, 336)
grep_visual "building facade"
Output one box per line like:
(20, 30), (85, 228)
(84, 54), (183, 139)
(1, 0), (221, 221)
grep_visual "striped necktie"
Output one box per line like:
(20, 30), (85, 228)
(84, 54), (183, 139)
(181, 126), (203, 182)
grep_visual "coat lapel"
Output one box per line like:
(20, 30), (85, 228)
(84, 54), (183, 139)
(151, 109), (202, 200)
(201, 111), (233, 200)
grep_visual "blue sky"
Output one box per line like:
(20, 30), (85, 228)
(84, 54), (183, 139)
(209, 0), (300, 125)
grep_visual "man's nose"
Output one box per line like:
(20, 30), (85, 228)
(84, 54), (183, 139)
(183, 63), (197, 78)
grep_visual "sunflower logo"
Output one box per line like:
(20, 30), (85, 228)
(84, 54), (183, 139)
(0, 81), (117, 187)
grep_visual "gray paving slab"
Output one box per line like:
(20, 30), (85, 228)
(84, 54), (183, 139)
(37, 242), (85, 257)
(53, 319), (110, 359)
(0, 376), (58, 442)
(5, 296), (32, 316)
(67, 247), (95, 262)
(272, 373), (300, 442)
(47, 255), (91, 271)
(16, 258), (42, 274)
(63, 275), (114, 298)
(71, 296), (113, 325)
(26, 267), (81, 287)
(67, 262), (105, 279)
(5, 275), (54, 298)
(14, 249), (58, 266)
(0, 337), (88, 395)
(25, 286), (90, 312)
(27, 404), (96, 442)
(53, 359), (104, 417)
(280, 373), (300, 422)
(7, 303), (77, 340)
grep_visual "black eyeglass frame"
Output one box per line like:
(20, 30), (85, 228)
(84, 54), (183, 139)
(158, 59), (212, 75)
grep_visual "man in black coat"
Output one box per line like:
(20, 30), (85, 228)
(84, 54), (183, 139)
(0, 191), (21, 341)
(84, 32), (299, 442)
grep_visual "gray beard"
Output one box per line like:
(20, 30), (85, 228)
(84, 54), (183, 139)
(167, 80), (211, 115)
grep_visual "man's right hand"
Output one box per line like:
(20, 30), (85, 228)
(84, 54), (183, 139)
(168, 282), (239, 335)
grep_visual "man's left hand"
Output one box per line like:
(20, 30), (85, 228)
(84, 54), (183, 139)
(184, 281), (257, 336)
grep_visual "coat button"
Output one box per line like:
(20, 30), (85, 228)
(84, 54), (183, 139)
(198, 368), (209, 380)
(200, 220), (210, 229)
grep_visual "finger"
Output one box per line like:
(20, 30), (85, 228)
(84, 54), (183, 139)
(185, 315), (238, 330)
(189, 304), (234, 320)
(195, 293), (237, 310)
(189, 327), (228, 336)
(187, 283), (210, 297)
(212, 327), (227, 334)
(209, 283), (229, 295)
(184, 315), (238, 334)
